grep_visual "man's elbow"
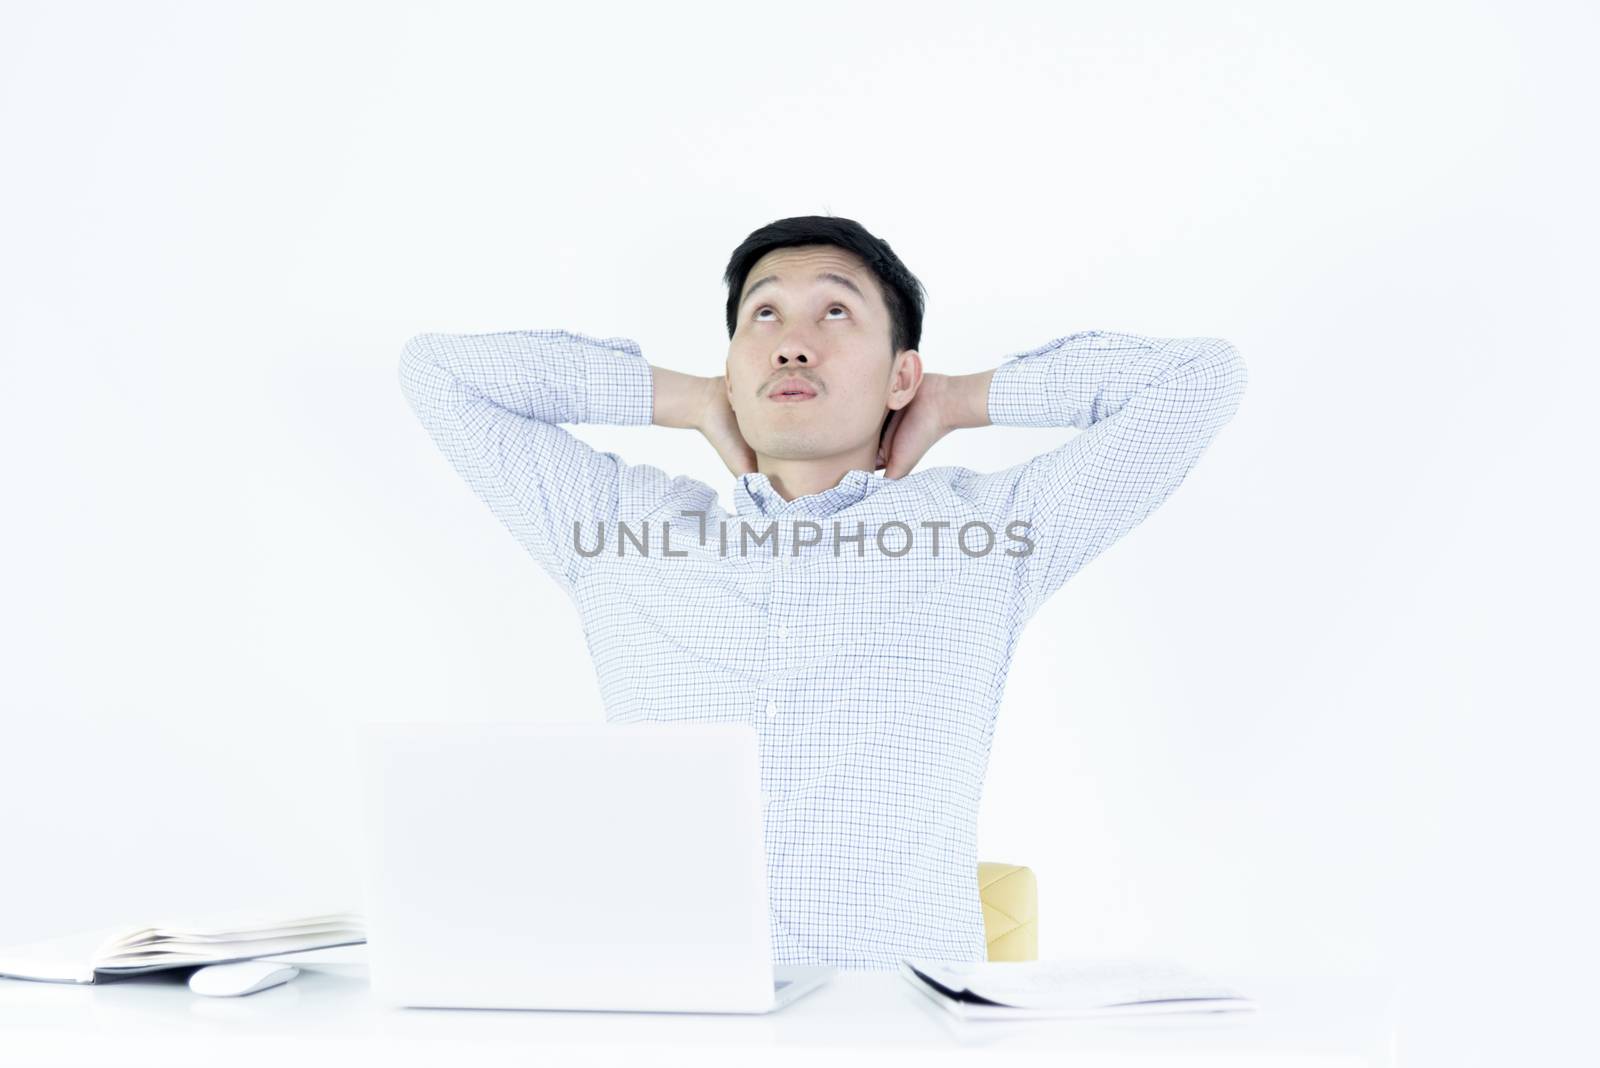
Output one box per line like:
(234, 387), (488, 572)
(1197, 337), (1248, 419)
(399, 333), (440, 375)
(397, 333), (447, 399)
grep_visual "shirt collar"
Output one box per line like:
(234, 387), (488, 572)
(734, 467), (884, 518)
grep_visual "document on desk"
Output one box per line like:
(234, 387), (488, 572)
(0, 909), (366, 984)
(899, 957), (1258, 1021)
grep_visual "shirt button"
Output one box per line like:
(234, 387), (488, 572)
(766, 700), (778, 718)
(776, 624), (788, 638)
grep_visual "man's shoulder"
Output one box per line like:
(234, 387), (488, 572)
(613, 463), (724, 520)
(892, 463), (1008, 504)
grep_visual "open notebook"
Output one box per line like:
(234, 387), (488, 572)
(0, 910), (366, 984)
(900, 957), (1258, 1021)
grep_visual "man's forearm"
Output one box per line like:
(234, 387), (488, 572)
(651, 365), (713, 429)
(940, 369), (995, 431)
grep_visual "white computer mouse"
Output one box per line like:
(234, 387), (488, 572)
(188, 960), (300, 997)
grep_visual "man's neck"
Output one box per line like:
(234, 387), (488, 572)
(755, 452), (875, 502)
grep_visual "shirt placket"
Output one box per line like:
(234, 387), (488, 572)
(758, 528), (793, 814)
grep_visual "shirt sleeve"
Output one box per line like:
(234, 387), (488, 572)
(976, 330), (1248, 619)
(397, 328), (674, 597)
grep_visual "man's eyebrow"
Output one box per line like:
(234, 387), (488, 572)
(739, 271), (866, 310)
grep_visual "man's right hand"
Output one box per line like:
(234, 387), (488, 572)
(697, 375), (758, 477)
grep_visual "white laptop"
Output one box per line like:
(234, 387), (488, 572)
(356, 720), (836, 1013)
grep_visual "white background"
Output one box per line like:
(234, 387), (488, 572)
(2, 2), (1594, 1063)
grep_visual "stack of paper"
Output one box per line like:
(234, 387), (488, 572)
(900, 957), (1258, 1021)
(0, 910), (366, 984)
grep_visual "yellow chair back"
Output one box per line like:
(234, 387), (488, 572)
(977, 861), (1037, 961)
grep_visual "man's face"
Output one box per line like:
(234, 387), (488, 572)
(725, 244), (916, 467)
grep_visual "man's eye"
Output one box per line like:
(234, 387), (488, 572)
(753, 306), (848, 319)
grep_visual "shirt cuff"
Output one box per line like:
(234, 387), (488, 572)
(581, 335), (655, 426)
(986, 335), (1080, 428)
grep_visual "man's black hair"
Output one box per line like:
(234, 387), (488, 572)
(722, 215), (928, 450)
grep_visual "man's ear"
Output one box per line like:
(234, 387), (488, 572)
(892, 349), (922, 401)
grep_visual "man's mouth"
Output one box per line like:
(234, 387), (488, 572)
(770, 378), (819, 401)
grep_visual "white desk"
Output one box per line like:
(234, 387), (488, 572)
(0, 946), (1394, 1067)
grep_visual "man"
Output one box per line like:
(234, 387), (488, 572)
(397, 214), (1248, 970)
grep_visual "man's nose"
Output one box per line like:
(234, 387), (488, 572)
(771, 323), (825, 369)
(772, 336), (824, 368)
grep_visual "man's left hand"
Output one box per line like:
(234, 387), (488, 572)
(878, 373), (954, 480)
